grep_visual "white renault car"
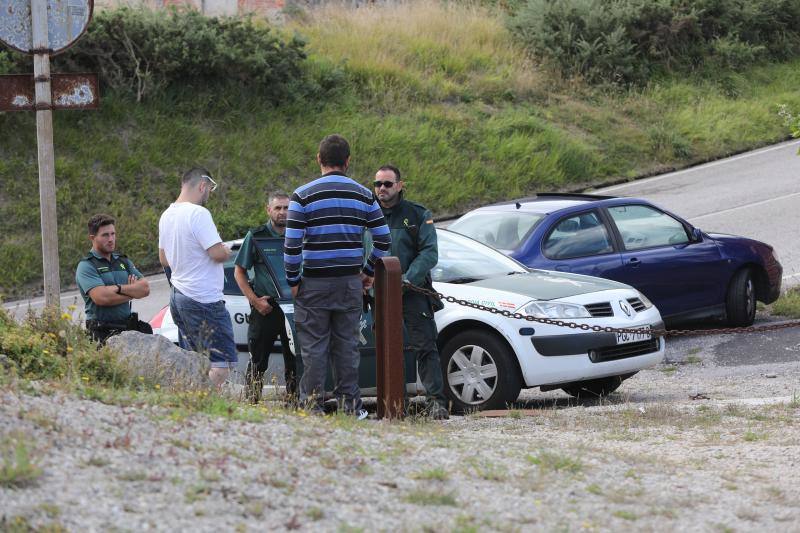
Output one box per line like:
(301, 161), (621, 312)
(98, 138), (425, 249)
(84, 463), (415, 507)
(151, 229), (665, 412)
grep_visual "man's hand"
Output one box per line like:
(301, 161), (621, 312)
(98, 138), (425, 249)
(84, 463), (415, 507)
(291, 285), (299, 299)
(252, 296), (273, 316)
(360, 272), (374, 291)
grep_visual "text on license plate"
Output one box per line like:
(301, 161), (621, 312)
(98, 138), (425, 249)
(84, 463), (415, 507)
(616, 326), (651, 345)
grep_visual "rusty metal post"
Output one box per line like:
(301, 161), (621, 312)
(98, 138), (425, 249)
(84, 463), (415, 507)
(374, 256), (404, 420)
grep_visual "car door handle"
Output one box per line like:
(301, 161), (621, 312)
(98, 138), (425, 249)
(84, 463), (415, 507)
(628, 258), (641, 267)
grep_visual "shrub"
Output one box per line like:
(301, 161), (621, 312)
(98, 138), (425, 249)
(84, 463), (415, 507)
(20, 8), (311, 102)
(0, 307), (130, 386)
(510, 0), (800, 85)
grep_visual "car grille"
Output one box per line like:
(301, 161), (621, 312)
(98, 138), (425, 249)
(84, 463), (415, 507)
(627, 297), (646, 312)
(585, 302), (613, 317)
(591, 339), (660, 362)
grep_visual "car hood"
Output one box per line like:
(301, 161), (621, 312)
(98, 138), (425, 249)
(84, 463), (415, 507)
(706, 232), (773, 250)
(458, 270), (631, 301)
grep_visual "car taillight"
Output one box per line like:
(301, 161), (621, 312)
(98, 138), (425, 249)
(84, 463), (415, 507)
(149, 306), (168, 330)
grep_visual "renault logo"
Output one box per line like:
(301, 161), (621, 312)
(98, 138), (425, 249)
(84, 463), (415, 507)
(618, 300), (633, 317)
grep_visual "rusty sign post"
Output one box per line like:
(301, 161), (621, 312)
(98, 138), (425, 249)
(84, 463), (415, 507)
(374, 256), (405, 420)
(0, 0), (95, 308)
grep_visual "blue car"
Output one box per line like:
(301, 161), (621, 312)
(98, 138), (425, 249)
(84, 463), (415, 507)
(449, 193), (783, 326)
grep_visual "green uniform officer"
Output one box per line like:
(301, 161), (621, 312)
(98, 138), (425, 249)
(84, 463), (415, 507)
(75, 214), (151, 344)
(372, 165), (449, 419)
(234, 191), (297, 404)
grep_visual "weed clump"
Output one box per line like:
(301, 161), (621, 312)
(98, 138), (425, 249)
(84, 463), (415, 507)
(0, 307), (130, 387)
(0, 433), (43, 488)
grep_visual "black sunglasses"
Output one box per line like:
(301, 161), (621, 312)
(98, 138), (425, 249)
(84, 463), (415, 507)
(373, 180), (397, 189)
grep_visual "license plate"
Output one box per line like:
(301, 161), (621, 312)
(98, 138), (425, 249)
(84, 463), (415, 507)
(616, 326), (651, 345)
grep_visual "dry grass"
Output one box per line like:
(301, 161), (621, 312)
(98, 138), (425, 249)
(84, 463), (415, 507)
(290, 0), (542, 105)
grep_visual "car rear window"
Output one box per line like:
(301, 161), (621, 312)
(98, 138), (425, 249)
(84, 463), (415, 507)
(450, 212), (544, 251)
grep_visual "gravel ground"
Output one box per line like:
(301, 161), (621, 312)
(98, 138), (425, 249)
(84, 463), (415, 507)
(2, 337), (800, 532)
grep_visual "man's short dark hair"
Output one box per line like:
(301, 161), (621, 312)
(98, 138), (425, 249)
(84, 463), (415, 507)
(377, 165), (401, 182)
(318, 134), (351, 168)
(268, 190), (290, 204)
(88, 214), (115, 235)
(182, 167), (213, 186)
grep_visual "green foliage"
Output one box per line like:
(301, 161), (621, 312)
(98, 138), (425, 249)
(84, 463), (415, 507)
(0, 433), (42, 488)
(772, 287), (800, 318)
(0, 307), (130, 385)
(3, 8), (309, 103)
(510, 0), (800, 85)
(0, 50), (14, 75)
(779, 105), (800, 140)
(526, 450), (584, 473)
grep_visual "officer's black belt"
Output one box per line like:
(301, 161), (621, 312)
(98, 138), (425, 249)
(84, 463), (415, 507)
(86, 319), (129, 331)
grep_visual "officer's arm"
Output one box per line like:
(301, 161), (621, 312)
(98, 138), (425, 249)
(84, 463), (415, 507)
(404, 214), (438, 286)
(77, 262), (133, 306)
(87, 285), (135, 307)
(121, 277), (149, 299)
(234, 265), (259, 305)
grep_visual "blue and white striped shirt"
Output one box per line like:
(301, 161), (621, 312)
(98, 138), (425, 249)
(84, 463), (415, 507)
(284, 173), (391, 286)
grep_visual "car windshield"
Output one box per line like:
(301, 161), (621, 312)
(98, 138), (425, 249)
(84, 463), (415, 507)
(223, 245), (244, 296)
(433, 230), (526, 283)
(449, 211), (544, 251)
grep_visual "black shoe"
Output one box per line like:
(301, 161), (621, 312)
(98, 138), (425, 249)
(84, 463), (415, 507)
(431, 404), (450, 420)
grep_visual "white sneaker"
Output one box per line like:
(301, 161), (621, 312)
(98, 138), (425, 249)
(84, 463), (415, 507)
(356, 409), (369, 420)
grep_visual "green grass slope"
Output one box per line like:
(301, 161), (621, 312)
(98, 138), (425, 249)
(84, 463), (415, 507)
(1, 1), (799, 298)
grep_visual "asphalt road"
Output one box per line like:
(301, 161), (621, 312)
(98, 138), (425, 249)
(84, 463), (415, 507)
(3, 274), (170, 324)
(595, 139), (800, 287)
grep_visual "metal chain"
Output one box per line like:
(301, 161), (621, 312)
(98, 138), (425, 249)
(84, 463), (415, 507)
(403, 281), (800, 338)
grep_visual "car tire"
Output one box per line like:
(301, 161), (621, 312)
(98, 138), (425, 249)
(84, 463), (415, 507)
(440, 330), (521, 413)
(561, 375), (625, 399)
(726, 268), (756, 327)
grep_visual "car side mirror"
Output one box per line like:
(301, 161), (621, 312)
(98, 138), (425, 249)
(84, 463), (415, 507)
(690, 227), (702, 242)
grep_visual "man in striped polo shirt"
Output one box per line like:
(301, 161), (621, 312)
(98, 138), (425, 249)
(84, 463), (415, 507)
(284, 134), (391, 417)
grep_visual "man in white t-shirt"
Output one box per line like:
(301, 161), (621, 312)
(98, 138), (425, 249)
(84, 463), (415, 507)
(158, 167), (236, 388)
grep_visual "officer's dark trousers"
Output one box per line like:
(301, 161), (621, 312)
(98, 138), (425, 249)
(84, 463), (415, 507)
(403, 291), (447, 409)
(247, 305), (297, 396)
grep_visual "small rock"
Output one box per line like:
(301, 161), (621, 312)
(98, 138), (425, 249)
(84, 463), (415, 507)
(764, 373), (778, 378)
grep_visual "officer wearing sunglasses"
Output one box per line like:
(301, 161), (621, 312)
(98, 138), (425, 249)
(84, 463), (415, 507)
(371, 165), (449, 419)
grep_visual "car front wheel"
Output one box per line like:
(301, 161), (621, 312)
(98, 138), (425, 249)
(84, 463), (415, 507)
(440, 330), (521, 413)
(726, 268), (756, 327)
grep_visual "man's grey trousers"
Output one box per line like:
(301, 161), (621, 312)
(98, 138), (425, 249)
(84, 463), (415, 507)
(294, 275), (363, 413)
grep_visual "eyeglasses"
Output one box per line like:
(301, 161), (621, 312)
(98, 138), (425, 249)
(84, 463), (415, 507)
(202, 175), (218, 192)
(373, 180), (397, 189)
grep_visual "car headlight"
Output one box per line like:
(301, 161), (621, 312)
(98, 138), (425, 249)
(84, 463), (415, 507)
(637, 292), (654, 309)
(518, 301), (591, 319)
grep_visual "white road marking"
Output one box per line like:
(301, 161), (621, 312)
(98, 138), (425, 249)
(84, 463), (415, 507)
(688, 191), (800, 221)
(599, 139), (800, 193)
